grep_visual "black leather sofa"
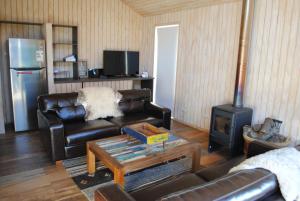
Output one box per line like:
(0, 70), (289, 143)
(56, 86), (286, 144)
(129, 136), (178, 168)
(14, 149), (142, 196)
(95, 141), (292, 201)
(37, 89), (171, 162)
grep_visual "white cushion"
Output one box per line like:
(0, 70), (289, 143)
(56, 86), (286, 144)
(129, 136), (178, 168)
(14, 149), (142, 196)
(77, 87), (123, 120)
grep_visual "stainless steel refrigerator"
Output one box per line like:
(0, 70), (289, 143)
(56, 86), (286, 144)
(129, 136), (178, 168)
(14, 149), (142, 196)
(8, 38), (48, 132)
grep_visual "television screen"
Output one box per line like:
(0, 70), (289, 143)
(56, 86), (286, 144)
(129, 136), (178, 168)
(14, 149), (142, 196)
(125, 51), (139, 75)
(103, 50), (125, 76)
(103, 50), (139, 76)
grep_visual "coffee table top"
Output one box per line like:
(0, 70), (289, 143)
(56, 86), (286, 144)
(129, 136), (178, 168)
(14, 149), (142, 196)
(87, 133), (200, 174)
(95, 134), (188, 164)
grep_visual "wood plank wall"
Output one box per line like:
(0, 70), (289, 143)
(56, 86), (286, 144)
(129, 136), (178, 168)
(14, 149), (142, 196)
(0, 0), (142, 124)
(140, 1), (243, 130)
(0, 0), (142, 67)
(141, 0), (300, 143)
(244, 0), (300, 143)
(53, 80), (133, 93)
(83, 80), (133, 89)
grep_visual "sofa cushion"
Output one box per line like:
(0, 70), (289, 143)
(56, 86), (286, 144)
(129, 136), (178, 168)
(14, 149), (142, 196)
(119, 89), (151, 102)
(118, 89), (151, 114)
(131, 173), (206, 201)
(161, 169), (279, 201)
(118, 99), (145, 114)
(64, 120), (120, 146)
(38, 92), (78, 112)
(53, 105), (86, 122)
(108, 113), (164, 128)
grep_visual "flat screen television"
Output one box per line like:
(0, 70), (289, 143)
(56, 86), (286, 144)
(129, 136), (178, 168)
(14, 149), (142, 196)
(103, 50), (139, 76)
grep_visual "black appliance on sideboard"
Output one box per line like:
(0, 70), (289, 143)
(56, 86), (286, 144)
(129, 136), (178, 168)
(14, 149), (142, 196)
(208, 0), (254, 156)
(103, 50), (139, 77)
(88, 68), (103, 78)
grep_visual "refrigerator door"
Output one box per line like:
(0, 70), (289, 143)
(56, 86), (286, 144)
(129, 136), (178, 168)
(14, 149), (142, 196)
(9, 38), (46, 68)
(10, 68), (48, 132)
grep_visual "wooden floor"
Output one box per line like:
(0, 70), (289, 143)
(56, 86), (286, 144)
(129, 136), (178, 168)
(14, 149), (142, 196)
(0, 121), (229, 201)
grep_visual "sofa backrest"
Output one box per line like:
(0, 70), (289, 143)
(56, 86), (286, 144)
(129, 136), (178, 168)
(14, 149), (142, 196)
(38, 92), (79, 113)
(118, 89), (151, 114)
(37, 89), (152, 116)
(37, 92), (86, 122)
(160, 169), (279, 201)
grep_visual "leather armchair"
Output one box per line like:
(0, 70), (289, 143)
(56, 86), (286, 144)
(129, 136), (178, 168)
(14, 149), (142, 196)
(145, 102), (171, 130)
(37, 89), (172, 162)
(95, 141), (286, 201)
(37, 110), (65, 161)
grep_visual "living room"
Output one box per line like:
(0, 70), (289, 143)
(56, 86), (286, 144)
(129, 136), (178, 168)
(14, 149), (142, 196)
(0, 0), (300, 200)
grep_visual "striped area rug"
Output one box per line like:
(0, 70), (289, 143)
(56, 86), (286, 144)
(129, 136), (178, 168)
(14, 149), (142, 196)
(63, 156), (113, 201)
(63, 156), (193, 201)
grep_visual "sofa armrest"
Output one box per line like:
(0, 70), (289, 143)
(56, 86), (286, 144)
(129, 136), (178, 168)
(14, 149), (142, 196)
(37, 110), (65, 162)
(144, 102), (171, 129)
(161, 169), (279, 201)
(247, 140), (278, 158)
(95, 184), (135, 201)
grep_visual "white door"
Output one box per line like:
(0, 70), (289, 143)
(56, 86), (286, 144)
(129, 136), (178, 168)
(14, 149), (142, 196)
(154, 25), (179, 114)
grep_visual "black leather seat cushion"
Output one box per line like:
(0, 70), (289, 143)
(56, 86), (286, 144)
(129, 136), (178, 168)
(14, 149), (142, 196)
(131, 173), (206, 201)
(108, 113), (164, 128)
(64, 120), (120, 146)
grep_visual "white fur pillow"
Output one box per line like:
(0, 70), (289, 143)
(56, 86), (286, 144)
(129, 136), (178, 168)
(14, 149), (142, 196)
(77, 87), (123, 120)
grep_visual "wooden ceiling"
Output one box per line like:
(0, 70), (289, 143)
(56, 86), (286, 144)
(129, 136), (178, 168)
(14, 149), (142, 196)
(121, 0), (240, 16)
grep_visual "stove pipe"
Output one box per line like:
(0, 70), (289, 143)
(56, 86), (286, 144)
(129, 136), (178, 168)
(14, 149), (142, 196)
(233, 0), (254, 108)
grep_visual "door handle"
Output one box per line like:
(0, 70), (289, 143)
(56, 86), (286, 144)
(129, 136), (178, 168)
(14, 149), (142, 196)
(17, 72), (32, 75)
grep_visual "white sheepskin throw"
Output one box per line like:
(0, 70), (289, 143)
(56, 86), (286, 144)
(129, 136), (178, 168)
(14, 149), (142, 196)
(229, 147), (300, 201)
(77, 87), (123, 120)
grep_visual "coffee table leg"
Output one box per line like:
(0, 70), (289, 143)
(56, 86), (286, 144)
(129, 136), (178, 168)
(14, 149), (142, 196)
(87, 144), (96, 176)
(114, 169), (125, 189)
(192, 145), (201, 172)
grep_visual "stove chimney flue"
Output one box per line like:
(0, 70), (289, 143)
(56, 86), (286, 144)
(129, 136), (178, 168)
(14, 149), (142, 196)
(233, 0), (254, 108)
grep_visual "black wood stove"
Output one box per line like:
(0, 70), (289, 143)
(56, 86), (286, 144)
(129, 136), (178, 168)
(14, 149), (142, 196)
(208, 0), (254, 156)
(208, 105), (252, 156)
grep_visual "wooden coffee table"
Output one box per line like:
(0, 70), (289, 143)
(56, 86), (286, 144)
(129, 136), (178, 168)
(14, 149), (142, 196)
(87, 134), (201, 189)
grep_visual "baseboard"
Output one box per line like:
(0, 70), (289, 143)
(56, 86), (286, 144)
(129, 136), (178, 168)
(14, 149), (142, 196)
(172, 118), (209, 133)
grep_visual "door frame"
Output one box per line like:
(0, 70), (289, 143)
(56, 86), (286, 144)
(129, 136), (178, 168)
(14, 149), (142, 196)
(153, 24), (179, 115)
